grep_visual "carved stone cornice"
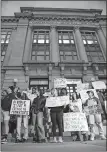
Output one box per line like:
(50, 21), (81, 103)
(1, 17), (19, 23)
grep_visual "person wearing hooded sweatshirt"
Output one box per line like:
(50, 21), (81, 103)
(1, 86), (17, 143)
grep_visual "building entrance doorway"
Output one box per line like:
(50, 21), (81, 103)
(29, 78), (49, 94)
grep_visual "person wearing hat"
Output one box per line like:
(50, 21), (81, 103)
(1, 86), (17, 144)
(83, 90), (106, 141)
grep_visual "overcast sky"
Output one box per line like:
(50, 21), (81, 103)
(2, 1), (106, 16)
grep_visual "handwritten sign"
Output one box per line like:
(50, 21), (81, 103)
(84, 104), (103, 115)
(10, 100), (30, 115)
(54, 78), (67, 88)
(80, 89), (99, 103)
(46, 96), (69, 107)
(77, 83), (89, 92)
(63, 113), (88, 132)
(92, 81), (106, 89)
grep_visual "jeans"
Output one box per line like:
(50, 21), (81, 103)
(88, 114), (104, 137)
(51, 110), (63, 137)
(2, 110), (10, 135)
(16, 115), (28, 140)
(32, 112), (45, 140)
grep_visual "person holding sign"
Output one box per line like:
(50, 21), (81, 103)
(69, 92), (84, 141)
(1, 86), (17, 144)
(31, 90), (46, 143)
(49, 88), (64, 143)
(83, 90), (106, 141)
(15, 91), (30, 143)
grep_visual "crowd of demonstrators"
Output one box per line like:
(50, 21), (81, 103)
(1, 79), (106, 144)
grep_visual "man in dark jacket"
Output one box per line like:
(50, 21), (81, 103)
(31, 90), (46, 143)
(1, 86), (16, 143)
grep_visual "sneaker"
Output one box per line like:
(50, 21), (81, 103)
(58, 137), (63, 143)
(90, 135), (95, 141)
(15, 138), (22, 143)
(1, 138), (7, 144)
(22, 138), (27, 143)
(100, 136), (106, 140)
(52, 137), (57, 143)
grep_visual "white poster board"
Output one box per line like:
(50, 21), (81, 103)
(46, 96), (69, 107)
(63, 113), (88, 132)
(80, 89), (99, 103)
(10, 100), (30, 115)
(92, 81), (106, 89)
(54, 78), (67, 88)
(77, 83), (89, 92)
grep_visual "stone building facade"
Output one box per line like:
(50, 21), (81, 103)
(1, 7), (106, 94)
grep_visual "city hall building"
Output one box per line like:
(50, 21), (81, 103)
(1, 7), (106, 94)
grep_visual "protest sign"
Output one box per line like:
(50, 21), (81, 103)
(46, 96), (69, 107)
(63, 113), (88, 132)
(92, 81), (106, 89)
(84, 104), (103, 115)
(80, 89), (99, 103)
(77, 83), (89, 92)
(54, 78), (67, 88)
(10, 100), (30, 115)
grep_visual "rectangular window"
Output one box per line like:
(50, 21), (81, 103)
(29, 78), (49, 94)
(1, 31), (11, 66)
(81, 31), (105, 62)
(31, 30), (50, 61)
(58, 31), (78, 61)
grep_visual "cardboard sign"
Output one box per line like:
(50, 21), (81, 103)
(84, 104), (103, 115)
(63, 113), (88, 132)
(92, 81), (106, 89)
(10, 100), (30, 115)
(80, 89), (99, 103)
(46, 96), (69, 107)
(54, 78), (67, 88)
(77, 83), (89, 92)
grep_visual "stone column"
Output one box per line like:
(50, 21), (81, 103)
(48, 64), (52, 89)
(7, 18), (28, 66)
(50, 26), (59, 63)
(74, 26), (88, 62)
(23, 26), (32, 63)
(96, 27), (106, 56)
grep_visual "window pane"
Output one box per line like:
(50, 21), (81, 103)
(1, 35), (6, 39)
(32, 51), (35, 55)
(74, 56), (78, 60)
(66, 56), (72, 60)
(38, 40), (44, 43)
(1, 39), (5, 43)
(32, 56), (35, 60)
(1, 56), (4, 61)
(38, 34), (44, 39)
(37, 51), (44, 55)
(71, 40), (74, 44)
(99, 57), (105, 61)
(65, 52), (71, 55)
(60, 56), (64, 61)
(86, 35), (92, 39)
(46, 51), (49, 55)
(63, 35), (69, 39)
(2, 32), (7, 35)
(63, 40), (70, 44)
(33, 39), (37, 43)
(83, 40), (86, 44)
(37, 56), (44, 61)
(87, 40), (93, 44)
(6, 39), (9, 43)
(46, 39), (49, 43)
(2, 51), (5, 55)
(60, 51), (63, 55)
(46, 56), (49, 60)
(7, 35), (10, 38)
(59, 35), (61, 39)
(59, 40), (62, 43)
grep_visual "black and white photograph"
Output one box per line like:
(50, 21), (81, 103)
(1, 1), (106, 152)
